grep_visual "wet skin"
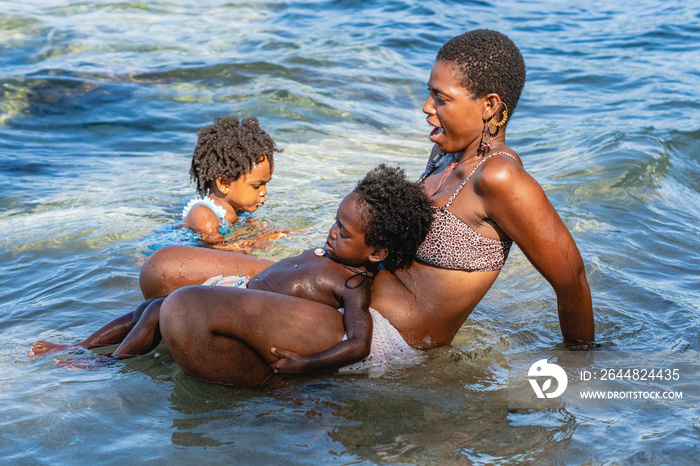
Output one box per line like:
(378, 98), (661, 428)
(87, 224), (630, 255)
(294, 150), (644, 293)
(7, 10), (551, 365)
(183, 157), (273, 243)
(31, 192), (379, 377)
(144, 57), (594, 386)
(249, 249), (369, 313)
(249, 191), (379, 305)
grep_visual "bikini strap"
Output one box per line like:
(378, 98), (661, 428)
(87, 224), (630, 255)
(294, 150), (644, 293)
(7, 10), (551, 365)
(444, 151), (516, 207)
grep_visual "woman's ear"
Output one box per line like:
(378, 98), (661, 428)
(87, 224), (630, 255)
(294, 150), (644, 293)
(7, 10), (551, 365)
(369, 247), (389, 263)
(215, 175), (230, 194)
(483, 93), (503, 121)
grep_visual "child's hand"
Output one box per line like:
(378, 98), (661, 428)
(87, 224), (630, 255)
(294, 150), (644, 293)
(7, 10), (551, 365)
(269, 347), (309, 374)
(265, 229), (290, 240)
(212, 239), (265, 254)
(200, 231), (225, 245)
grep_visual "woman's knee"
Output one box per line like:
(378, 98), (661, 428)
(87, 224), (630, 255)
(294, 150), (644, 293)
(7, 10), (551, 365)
(159, 287), (202, 352)
(160, 287), (195, 325)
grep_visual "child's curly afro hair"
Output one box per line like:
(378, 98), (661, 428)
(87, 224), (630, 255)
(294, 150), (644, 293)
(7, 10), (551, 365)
(354, 164), (433, 272)
(190, 116), (279, 197)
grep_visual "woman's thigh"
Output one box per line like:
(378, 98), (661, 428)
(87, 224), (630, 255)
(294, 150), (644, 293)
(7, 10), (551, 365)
(159, 286), (345, 386)
(140, 246), (274, 299)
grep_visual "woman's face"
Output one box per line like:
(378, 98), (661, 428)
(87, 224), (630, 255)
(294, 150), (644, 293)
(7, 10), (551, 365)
(422, 60), (486, 154)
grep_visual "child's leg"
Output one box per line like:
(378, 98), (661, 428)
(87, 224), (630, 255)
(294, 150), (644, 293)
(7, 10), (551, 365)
(29, 298), (157, 356)
(110, 298), (164, 359)
(54, 298), (164, 370)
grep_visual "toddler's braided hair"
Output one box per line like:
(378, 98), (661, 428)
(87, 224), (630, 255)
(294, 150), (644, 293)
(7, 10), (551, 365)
(190, 116), (279, 196)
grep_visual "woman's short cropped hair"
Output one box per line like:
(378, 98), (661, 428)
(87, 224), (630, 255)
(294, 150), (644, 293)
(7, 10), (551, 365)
(437, 29), (526, 123)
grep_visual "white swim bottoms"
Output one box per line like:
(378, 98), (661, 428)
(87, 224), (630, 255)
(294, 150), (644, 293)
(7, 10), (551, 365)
(339, 308), (426, 377)
(202, 274), (248, 288)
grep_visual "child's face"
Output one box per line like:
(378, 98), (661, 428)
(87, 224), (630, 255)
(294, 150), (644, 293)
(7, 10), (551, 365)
(324, 192), (375, 268)
(225, 157), (273, 212)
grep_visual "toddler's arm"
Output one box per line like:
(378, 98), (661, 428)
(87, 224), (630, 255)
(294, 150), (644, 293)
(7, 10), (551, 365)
(212, 219), (312, 253)
(270, 288), (372, 373)
(212, 225), (289, 253)
(183, 204), (225, 244)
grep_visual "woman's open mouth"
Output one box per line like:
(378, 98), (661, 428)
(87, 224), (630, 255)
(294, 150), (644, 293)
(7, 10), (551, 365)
(429, 125), (444, 143)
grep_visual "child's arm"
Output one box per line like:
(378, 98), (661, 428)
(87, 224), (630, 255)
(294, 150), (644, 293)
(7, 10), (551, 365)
(212, 220), (311, 253)
(211, 226), (289, 253)
(270, 286), (372, 373)
(183, 204), (225, 244)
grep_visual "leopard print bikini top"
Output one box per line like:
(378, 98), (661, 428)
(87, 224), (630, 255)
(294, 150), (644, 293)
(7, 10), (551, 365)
(415, 151), (514, 271)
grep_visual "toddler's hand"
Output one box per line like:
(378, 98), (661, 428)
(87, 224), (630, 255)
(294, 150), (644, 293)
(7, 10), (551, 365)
(200, 231), (225, 245)
(270, 347), (306, 373)
(212, 239), (268, 254)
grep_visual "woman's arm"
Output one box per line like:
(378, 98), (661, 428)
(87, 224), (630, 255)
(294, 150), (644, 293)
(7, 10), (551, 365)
(480, 158), (594, 342)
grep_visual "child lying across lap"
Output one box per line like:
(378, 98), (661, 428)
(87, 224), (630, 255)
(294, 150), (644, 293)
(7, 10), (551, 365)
(30, 165), (433, 374)
(180, 115), (287, 251)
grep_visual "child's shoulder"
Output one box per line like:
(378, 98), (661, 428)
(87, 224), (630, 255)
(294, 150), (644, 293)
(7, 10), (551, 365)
(182, 198), (227, 243)
(182, 197), (226, 222)
(297, 249), (355, 278)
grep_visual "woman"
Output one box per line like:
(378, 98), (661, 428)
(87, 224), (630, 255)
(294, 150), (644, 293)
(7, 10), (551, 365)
(149, 30), (594, 387)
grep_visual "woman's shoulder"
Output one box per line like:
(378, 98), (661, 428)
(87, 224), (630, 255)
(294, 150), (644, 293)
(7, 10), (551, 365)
(475, 149), (531, 192)
(476, 150), (554, 221)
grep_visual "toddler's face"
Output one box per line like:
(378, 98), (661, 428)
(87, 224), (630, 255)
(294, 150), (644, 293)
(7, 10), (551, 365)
(225, 157), (272, 212)
(324, 192), (375, 268)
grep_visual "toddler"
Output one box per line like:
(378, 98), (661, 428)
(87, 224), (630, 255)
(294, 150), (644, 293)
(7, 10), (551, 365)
(181, 116), (281, 247)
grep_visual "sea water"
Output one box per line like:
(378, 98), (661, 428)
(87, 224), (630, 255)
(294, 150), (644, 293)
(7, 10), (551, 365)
(1, 0), (699, 463)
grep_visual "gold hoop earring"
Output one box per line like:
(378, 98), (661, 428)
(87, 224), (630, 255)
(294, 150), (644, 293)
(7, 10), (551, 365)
(489, 102), (509, 127)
